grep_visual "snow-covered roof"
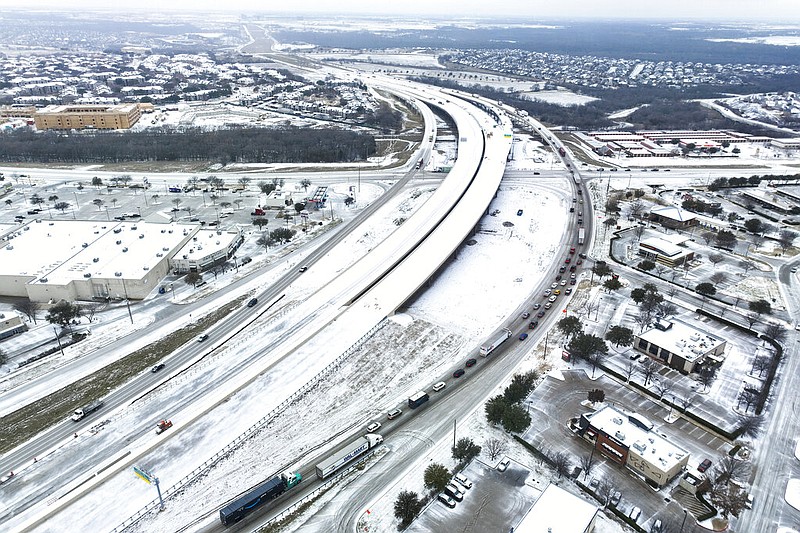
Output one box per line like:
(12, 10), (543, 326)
(585, 405), (688, 472)
(650, 205), (696, 222)
(637, 318), (726, 363)
(639, 236), (686, 257)
(514, 483), (597, 533)
(173, 229), (238, 263)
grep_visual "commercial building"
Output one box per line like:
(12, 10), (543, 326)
(170, 228), (243, 273)
(635, 318), (727, 374)
(578, 405), (690, 488)
(33, 103), (143, 130)
(0, 219), (198, 302)
(649, 206), (698, 230)
(637, 234), (694, 268)
(514, 483), (598, 533)
(0, 313), (27, 340)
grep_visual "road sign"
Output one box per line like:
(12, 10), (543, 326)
(133, 466), (153, 485)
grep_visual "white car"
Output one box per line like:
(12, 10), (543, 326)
(444, 483), (464, 502)
(497, 458), (510, 471)
(438, 493), (456, 508)
(454, 473), (473, 489)
(366, 421), (381, 432)
(550, 282), (558, 289)
(432, 381), (446, 392)
(560, 280), (567, 286)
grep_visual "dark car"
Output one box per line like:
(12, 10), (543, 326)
(516, 209), (523, 216)
(519, 333), (528, 341)
(247, 298), (258, 307)
(453, 368), (465, 378)
(299, 266), (308, 273)
(555, 274), (562, 281)
(564, 257), (571, 264)
(569, 265), (577, 272)
(537, 310), (546, 318)
(579, 253), (587, 259)
(570, 279), (577, 285)
(151, 363), (166, 373)
(528, 320), (538, 329)
(558, 266), (566, 273)
(698, 459), (712, 473)
(465, 358), (477, 368)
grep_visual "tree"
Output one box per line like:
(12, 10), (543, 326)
(749, 299), (772, 316)
(4, 199), (10, 207)
(503, 371), (538, 404)
(423, 463), (450, 493)
(712, 456), (749, 485)
(750, 355), (771, 377)
(708, 252), (725, 266)
(566, 333), (608, 363)
(91, 176), (103, 189)
(715, 230), (737, 249)
(237, 177), (251, 192)
(270, 227), (296, 244)
(679, 395), (696, 414)
(623, 361), (636, 382)
(656, 301), (678, 318)
(737, 415), (764, 439)
(709, 482), (749, 519)
(110, 198), (118, 208)
(294, 202), (305, 214)
(501, 404), (532, 433)
(778, 229), (798, 252)
(557, 316), (583, 339)
(258, 181), (277, 195)
(220, 201), (232, 210)
(580, 452), (596, 480)
(745, 312), (760, 330)
(695, 282), (716, 301)
(48, 194), (59, 205)
(46, 300), (80, 331)
(639, 358), (659, 386)
(630, 283), (663, 313)
(93, 198), (104, 211)
(253, 218), (269, 229)
(172, 198), (182, 210)
(637, 260), (656, 271)
(184, 271), (202, 287)
(708, 272), (727, 288)
(485, 395), (507, 425)
(587, 388), (605, 403)
(700, 231), (716, 245)
(234, 199), (243, 210)
(653, 378), (672, 400)
(634, 308), (653, 333)
(393, 490), (423, 528)
(596, 478), (614, 506)
(13, 299), (39, 324)
(592, 262), (613, 280)
(452, 437), (481, 463)
(697, 366), (717, 391)
(739, 260), (755, 275)
(344, 196), (355, 207)
(53, 201), (70, 214)
(0, 348), (6, 366)
(764, 322), (786, 343)
(29, 194), (44, 206)
(209, 194), (218, 205)
(551, 451), (571, 479)
(151, 194), (160, 204)
(603, 277), (622, 291)
(605, 326), (634, 349)
(300, 178), (312, 191)
(256, 231), (271, 251)
(743, 218), (763, 234)
(484, 438), (508, 461)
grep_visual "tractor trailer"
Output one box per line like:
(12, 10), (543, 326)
(480, 328), (513, 357)
(578, 228), (585, 245)
(315, 433), (383, 479)
(71, 400), (104, 421)
(219, 471), (302, 526)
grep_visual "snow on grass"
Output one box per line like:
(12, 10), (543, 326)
(522, 90), (599, 107)
(726, 275), (785, 311)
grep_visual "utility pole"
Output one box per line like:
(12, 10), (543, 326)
(53, 327), (64, 356)
(453, 419), (457, 450)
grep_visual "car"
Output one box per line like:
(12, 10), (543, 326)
(519, 333), (528, 341)
(367, 421), (382, 432)
(792, 267), (798, 273)
(195, 280), (207, 287)
(629, 506), (641, 521)
(553, 289), (561, 295)
(698, 458), (712, 472)
(550, 282), (558, 289)
(558, 265), (566, 273)
(579, 253), (587, 259)
(570, 279), (576, 285)
(522, 312), (530, 319)
(298, 266), (308, 273)
(497, 458), (510, 471)
(517, 209), (523, 216)
(438, 493), (456, 508)
(432, 381), (446, 392)
(555, 274), (562, 281)
(572, 198), (577, 203)
(576, 259), (583, 265)
(151, 363), (165, 373)
(528, 320), (538, 329)
(532, 303), (541, 310)
(560, 280), (567, 286)
(548, 296), (557, 303)
(197, 333), (209, 342)
(247, 298), (258, 307)
(27, 210), (39, 215)
(444, 483), (464, 502)
(577, 219), (583, 224)
(569, 207), (575, 213)
(569, 247), (576, 254)
(569, 265), (577, 272)
(465, 358), (477, 367)
(545, 302), (553, 309)
(570, 273), (576, 279)
(454, 473), (473, 490)
(746, 493), (754, 509)
(610, 491), (621, 506)
(577, 212), (583, 217)
(543, 289), (552, 296)
(453, 368), (465, 378)
(624, 168), (631, 171)
(537, 310), (546, 318)
(565, 257), (571, 264)
(387, 408), (402, 420)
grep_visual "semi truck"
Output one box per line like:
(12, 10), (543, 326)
(578, 228), (585, 245)
(219, 471), (302, 526)
(71, 400), (104, 421)
(408, 391), (430, 409)
(315, 433), (383, 479)
(480, 328), (513, 357)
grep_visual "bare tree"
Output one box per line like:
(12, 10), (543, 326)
(484, 438), (507, 461)
(708, 252), (725, 266)
(13, 300), (39, 324)
(639, 358), (659, 386)
(623, 360), (636, 382)
(679, 395), (696, 414)
(708, 480), (749, 519)
(750, 232), (766, 252)
(551, 451), (572, 479)
(745, 312), (759, 329)
(634, 308), (653, 333)
(596, 478), (613, 507)
(654, 378), (673, 400)
(750, 355), (771, 377)
(712, 456), (750, 485)
(709, 272), (727, 287)
(78, 302), (103, 323)
(580, 452), (596, 480)
(763, 323), (786, 343)
(654, 264), (668, 278)
(656, 301), (678, 318)
(700, 231), (716, 245)
(738, 415), (764, 439)
(665, 284), (678, 300)
(778, 229), (798, 252)
(737, 387), (759, 413)
(738, 260), (755, 274)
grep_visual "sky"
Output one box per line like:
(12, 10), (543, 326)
(0, 0), (799, 21)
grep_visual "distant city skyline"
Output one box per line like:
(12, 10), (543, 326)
(0, 0), (799, 21)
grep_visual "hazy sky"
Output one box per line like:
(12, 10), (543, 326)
(1, 0), (799, 21)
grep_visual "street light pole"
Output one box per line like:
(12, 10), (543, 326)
(121, 278), (134, 324)
(679, 509), (688, 533)
(53, 327), (65, 356)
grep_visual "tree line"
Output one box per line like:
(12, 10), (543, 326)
(0, 126), (377, 165)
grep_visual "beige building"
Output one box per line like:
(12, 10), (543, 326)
(33, 103), (142, 130)
(635, 318), (727, 374)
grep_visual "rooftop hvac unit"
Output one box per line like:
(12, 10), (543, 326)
(122, 247), (128, 252)
(116, 240), (122, 245)
(83, 273), (91, 278)
(82, 243), (89, 247)
(6, 245), (12, 250)
(115, 272), (122, 277)
(93, 257), (99, 263)
(40, 277), (48, 282)
(139, 234), (144, 239)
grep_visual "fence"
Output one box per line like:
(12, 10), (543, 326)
(110, 318), (388, 532)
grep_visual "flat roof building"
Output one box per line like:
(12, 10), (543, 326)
(649, 206), (698, 230)
(514, 483), (598, 533)
(638, 235), (694, 268)
(578, 405), (689, 488)
(33, 103), (143, 130)
(635, 318), (727, 373)
(171, 228), (243, 273)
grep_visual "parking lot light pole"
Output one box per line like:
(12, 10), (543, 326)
(679, 509), (688, 533)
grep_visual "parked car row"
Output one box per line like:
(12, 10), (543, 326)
(438, 473), (473, 509)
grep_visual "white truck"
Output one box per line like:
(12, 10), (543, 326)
(480, 328), (513, 357)
(71, 400), (104, 421)
(315, 433), (383, 479)
(578, 228), (585, 245)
